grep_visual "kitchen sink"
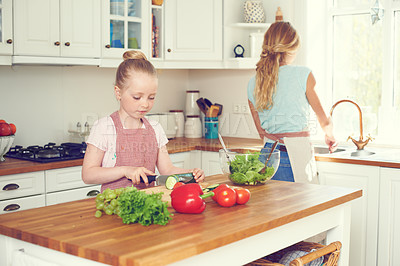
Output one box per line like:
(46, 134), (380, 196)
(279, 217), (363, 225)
(314, 146), (376, 157)
(314, 146), (346, 155)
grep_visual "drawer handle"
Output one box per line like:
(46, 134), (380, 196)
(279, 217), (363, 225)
(87, 190), (100, 197)
(4, 204), (20, 212)
(3, 183), (20, 191)
(7, 39), (13, 44)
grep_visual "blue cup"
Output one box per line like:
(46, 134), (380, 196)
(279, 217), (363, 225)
(205, 117), (218, 139)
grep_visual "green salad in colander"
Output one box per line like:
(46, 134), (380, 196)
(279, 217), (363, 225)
(229, 152), (275, 185)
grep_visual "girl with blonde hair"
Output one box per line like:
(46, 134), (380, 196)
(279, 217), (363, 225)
(82, 50), (204, 191)
(247, 22), (336, 183)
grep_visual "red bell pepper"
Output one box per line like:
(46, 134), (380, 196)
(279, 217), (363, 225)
(170, 183), (214, 214)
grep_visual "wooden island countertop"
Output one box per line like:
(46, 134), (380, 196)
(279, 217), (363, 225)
(0, 174), (362, 266)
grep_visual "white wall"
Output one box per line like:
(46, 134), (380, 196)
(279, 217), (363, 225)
(188, 69), (259, 139)
(0, 65), (189, 146)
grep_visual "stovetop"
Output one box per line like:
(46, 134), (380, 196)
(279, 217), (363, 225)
(6, 142), (86, 163)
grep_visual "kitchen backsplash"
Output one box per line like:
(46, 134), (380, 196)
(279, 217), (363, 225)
(0, 65), (260, 146)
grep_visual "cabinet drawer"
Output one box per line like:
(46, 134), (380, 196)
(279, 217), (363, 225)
(0, 171), (45, 200)
(46, 166), (92, 192)
(0, 194), (46, 214)
(46, 185), (101, 206)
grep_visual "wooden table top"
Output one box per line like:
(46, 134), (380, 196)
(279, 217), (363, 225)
(0, 175), (362, 266)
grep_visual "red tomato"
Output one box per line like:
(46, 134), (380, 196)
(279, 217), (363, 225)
(234, 188), (251, 205)
(9, 123), (16, 135)
(0, 123), (12, 136)
(216, 187), (237, 207)
(0, 120), (6, 123)
(173, 182), (184, 190)
(211, 184), (230, 201)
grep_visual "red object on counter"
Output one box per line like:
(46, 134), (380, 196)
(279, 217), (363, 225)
(216, 187), (237, 207)
(170, 183), (214, 214)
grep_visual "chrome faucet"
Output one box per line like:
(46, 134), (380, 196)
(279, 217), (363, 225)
(330, 99), (373, 150)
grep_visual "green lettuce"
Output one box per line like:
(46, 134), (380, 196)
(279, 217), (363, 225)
(229, 152), (275, 185)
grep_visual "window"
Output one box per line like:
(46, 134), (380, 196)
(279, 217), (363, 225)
(328, 0), (400, 146)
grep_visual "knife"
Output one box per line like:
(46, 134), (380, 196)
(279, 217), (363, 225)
(140, 173), (195, 186)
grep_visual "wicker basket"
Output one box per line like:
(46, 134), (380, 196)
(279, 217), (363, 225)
(246, 241), (342, 266)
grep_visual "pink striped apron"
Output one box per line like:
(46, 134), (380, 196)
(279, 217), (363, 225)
(101, 111), (158, 192)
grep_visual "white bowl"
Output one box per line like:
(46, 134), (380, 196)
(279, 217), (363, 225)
(0, 135), (15, 162)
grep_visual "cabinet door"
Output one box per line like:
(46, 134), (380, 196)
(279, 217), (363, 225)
(45, 166), (93, 193)
(0, 194), (46, 214)
(378, 167), (400, 266)
(13, 0), (60, 56)
(201, 151), (223, 176)
(316, 161), (380, 266)
(169, 152), (191, 169)
(0, 171), (45, 201)
(60, 0), (100, 58)
(46, 185), (101, 206)
(164, 0), (222, 60)
(0, 0), (13, 56)
(101, 0), (150, 59)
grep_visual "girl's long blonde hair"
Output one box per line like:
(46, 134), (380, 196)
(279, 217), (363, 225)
(254, 22), (300, 111)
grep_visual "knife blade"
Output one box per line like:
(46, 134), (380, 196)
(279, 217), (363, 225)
(140, 173), (195, 186)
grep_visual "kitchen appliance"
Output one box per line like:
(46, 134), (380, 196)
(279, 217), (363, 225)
(145, 112), (177, 139)
(5, 142), (86, 163)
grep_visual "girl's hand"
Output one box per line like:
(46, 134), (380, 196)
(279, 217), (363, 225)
(190, 168), (205, 183)
(124, 167), (155, 185)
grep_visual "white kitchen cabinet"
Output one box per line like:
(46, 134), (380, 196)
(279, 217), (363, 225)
(46, 185), (101, 206)
(316, 161), (380, 266)
(101, 0), (150, 59)
(164, 0), (222, 61)
(0, 171), (45, 214)
(169, 151), (192, 169)
(0, 171), (45, 201)
(201, 151), (223, 176)
(0, 195), (46, 214)
(13, 0), (100, 62)
(378, 167), (400, 266)
(0, 0), (13, 62)
(45, 166), (100, 205)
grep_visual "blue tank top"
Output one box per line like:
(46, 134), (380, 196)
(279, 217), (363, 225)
(247, 65), (312, 133)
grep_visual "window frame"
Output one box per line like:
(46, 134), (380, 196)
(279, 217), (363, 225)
(326, 0), (400, 145)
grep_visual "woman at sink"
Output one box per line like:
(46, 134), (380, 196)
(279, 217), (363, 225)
(82, 50), (204, 191)
(247, 22), (337, 184)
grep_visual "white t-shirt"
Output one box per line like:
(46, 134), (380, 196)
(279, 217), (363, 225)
(86, 116), (169, 167)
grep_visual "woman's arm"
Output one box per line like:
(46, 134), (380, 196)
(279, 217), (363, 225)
(305, 72), (337, 151)
(156, 145), (205, 182)
(82, 144), (155, 185)
(248, 99), (268, 140)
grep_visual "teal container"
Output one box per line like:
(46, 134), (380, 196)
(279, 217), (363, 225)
(205, 117), (218, 139)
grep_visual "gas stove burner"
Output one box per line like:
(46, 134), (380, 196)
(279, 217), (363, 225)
(5, 142), (86, 163)
(37, 148), (62, 159)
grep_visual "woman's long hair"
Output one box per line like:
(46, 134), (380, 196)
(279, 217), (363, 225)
(254, 22), (300, 111)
